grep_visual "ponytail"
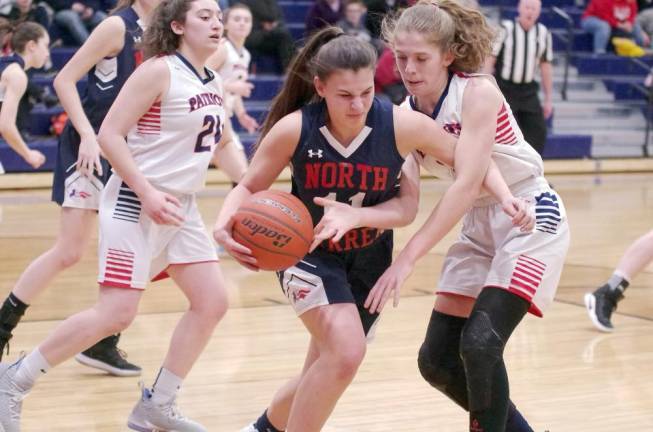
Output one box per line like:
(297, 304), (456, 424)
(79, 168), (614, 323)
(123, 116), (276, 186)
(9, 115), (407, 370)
(256, 26), (376, 151)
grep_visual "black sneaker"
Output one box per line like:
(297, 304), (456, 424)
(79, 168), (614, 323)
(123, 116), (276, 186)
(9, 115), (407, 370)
(584, 284), (623, 332)
(75, 334), (141, 377)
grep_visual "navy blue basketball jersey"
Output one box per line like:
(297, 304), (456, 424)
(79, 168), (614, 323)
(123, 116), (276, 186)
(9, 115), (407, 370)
(0, 55), (25, 103)
(81, 6), (143, 130)
(290, 97), (404, 253)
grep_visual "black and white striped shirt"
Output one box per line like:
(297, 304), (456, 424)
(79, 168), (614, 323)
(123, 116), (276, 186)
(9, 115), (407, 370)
(492, 19), (553, 84)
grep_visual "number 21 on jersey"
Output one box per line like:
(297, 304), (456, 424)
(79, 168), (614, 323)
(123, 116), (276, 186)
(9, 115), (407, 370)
(195, 114), (223, 153)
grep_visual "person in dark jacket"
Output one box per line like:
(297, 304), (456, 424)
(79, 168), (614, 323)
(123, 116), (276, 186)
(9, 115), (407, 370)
(240, 0), (295, 70)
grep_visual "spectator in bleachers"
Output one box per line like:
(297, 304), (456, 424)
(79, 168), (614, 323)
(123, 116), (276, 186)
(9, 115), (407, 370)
(49, 0), (108, 46)
(636, 0), (653, 43)
(304, 0), (343, 36)
(240, 0), (295, 70)
(3, 0), (51, 29)
(374, 46), (406, 104)
(581, 0), (650, 54)
(484, 0), (552, 155)
(337, 0), (381, 50)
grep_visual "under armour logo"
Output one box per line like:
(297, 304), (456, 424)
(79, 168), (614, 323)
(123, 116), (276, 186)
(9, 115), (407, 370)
(308, 149), (323, 158)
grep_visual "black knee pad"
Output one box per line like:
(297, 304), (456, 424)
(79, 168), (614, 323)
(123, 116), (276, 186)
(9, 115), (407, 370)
(460, 310), (506, 412)
(417, 310), (469, 409)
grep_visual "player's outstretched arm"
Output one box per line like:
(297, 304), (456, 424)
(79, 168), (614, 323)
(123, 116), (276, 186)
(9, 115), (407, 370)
(366, 79), (500, 314)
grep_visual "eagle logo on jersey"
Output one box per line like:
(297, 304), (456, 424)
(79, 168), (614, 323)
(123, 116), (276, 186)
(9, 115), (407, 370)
(443, 122), (462, 137)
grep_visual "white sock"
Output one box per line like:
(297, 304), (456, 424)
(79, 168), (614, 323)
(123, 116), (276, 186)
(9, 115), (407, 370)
(14, 348), (51, 390)
(151, 367), (182, 404)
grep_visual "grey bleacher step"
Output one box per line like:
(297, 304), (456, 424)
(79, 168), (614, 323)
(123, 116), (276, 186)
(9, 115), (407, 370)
(553, 113), (646, 130)
(574, 129), (650, 157)
(552, 101), (641, 119)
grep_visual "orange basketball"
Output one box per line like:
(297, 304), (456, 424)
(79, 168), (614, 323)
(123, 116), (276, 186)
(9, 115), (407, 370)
(232, 190), (314, 271)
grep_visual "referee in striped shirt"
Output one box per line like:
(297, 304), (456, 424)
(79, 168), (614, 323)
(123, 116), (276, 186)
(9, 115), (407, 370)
(484, 0), (553, 155)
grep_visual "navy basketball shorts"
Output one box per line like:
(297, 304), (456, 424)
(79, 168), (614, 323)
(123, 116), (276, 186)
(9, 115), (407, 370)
(277, 231), (393, 338)
(51, 123), (112, 210)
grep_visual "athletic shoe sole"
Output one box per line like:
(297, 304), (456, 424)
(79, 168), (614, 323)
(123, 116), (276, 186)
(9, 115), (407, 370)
(584, 293), (614, 333)
(74, 353), (142, 377)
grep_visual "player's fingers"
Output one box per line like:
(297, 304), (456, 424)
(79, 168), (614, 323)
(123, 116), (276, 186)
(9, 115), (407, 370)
(95, 155), (103, 176)
(165, 194), (182, 208)
(331, 228), (346, 243)
(393, 286), (401, 308)
(313, 196), (332, 208)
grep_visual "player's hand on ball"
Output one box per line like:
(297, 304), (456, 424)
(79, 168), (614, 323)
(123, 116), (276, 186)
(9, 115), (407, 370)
(213, 216), (259, 271)
(501, 196), (534, 232)
(365, 253), (414, 314)
(310, 196), (361, 252)
(142, 188), (184, 226)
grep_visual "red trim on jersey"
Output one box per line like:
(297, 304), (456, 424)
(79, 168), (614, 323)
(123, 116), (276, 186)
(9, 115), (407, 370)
(137, 102), (161, 136)
(435, 291), (476, 300)
(98, 280), (140, 289)
(150, 259), (220, 282)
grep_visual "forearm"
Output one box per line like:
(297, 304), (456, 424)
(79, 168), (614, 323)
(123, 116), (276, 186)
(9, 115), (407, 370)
(354, 197), (417, 229)
(540, 63), (553, 104)
(400, 180), (480, 262)
(0, 125), (31, 159)
(54, 78), (95, 138)
(233, 96), (246, 117)
(214, 184), (253, 229)
(481, 159), (513, 202)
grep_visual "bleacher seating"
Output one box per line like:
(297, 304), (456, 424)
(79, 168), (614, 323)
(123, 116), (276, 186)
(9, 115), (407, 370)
(3, 0), (653, 172)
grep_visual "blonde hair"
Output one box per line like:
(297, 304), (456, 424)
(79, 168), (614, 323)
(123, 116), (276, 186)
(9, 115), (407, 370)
(382, 0), (494, 73)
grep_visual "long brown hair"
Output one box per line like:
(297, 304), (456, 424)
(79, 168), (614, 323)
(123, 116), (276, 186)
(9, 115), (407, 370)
(110, 0), (136, 14)
(257, 26), (377, 149)
(382, 0), (494, 73)
(0, 20), (47, 54)
(141, 0), (194, 59)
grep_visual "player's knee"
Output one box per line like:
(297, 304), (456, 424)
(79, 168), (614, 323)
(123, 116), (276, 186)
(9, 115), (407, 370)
(191, 288), (228, 324)
(331, 339), (366, 382)
(417, 341), (452, 390)
(102, 304), (138, 334)
(55, 245), (84, 269)
(459, 311), (505, 410)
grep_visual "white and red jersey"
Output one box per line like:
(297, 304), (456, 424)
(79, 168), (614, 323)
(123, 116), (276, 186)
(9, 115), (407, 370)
(402, 72), (547, 197)
(126, 53), (226, 195)
(218, 38), (251, 112)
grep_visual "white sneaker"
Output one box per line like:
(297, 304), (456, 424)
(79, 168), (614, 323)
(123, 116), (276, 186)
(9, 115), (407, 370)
(127, 385), (206, 432)
(240, 423), (258, 432)
(0, 360), (30, 432)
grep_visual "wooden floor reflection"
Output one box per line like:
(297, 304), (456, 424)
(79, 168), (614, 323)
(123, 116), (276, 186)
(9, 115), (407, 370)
(0, 172), (651, 431)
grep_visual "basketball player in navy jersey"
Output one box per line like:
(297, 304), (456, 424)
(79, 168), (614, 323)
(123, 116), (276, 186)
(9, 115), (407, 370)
(367, 2), (570, 431)
(0, 0), (229, 430)
(0, 22), (48, 173)
(213, 27), (534, 432)
(0, 0), (160, 375)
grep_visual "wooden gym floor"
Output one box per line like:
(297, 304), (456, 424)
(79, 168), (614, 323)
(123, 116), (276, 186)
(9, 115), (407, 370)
(0, 172), (651, 431)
